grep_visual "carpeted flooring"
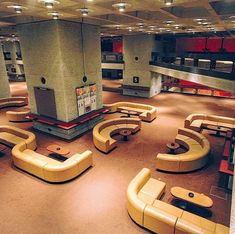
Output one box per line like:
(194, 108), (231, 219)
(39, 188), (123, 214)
(0, 82), (234, 233)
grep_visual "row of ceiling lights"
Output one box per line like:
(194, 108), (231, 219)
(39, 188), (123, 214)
(6, 0), (174, 19)
(6, 0), (93, 18)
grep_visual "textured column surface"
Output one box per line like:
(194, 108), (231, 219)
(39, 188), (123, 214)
(0, 45), (10, 98)
(123, 34), (161, 98)
(18, 20), (102, 122)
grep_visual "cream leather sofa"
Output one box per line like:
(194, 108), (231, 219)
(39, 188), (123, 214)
(184, 113), (235, 132)
(104, 102), (157, 122)
(0, 125), (93, 183)
(127, 168), (229, 234)
(0, 97), (28, 109)
(6, 110), (31, 122)
(93, 117), (141, 153)
(156, 128), (210, 172)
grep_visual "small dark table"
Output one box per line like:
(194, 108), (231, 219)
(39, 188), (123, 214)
(119, 129), (132, 141)
(166, 142), (180, 154)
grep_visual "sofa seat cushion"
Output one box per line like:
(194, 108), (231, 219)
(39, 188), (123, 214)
(118, 106), (144, 114)
(215, 224), (230, 234)
(153, 200), (183, 218)
(0, 132), (25, 146)
(140, 178), (166, 200)
(126, 124), (140, 132)
(176, 136), (199, 149)
(187, 144), (203, 153)
(8, 100), (24, 104)
(191, 120), (203, 129)
(100, 126), (118, 145)
(138, 191), (155, 205)
(0, 102), (9, 106)
(202, 120), (218, 127)
(115, 123), (127, 130)
(23, 149), (61, 166)
(218, 123), (234, 129)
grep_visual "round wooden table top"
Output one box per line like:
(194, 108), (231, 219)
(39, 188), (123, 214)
(119, 129), (132, 136)
(171, 186), (213, 208)
(47, 144), (70, 155)
(166, 142), (180, 150)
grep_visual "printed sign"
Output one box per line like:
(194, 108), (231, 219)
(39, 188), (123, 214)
(76, 84), (97, 116)
(133, 76), (139, 83)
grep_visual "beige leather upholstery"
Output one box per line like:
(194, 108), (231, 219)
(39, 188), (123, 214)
(93, 118), (141, 153)
(104, 102), (157, 122)
(6, 110), (31, 122)
(184, 114), (235, 132)
(156, 128), (210, 172)
(0, 97), (28, 109)
(0, 125), (93, 183)
(127, 168), (229, 234)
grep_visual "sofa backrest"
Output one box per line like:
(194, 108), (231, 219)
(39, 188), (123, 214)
(178, 128), (205, 147)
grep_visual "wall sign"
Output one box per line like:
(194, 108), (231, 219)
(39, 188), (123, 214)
(133, 76), (139, 84)
(76, 84), (97, 117)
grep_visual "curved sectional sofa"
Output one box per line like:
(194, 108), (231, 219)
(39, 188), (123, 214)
(0, 97), (28, 109)
(156, 128), (210, 172)
(0, 125), (93, 183)
(127, 168), (229, 234)
(93, 117), (141, 153)
(103, 101), (157, 122)
(184, 113), (235, 132)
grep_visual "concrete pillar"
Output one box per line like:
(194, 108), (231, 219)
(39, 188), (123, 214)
(123, 34), (162, 98)
(0, 45), (10, 98)
(18, 20), (102, 139)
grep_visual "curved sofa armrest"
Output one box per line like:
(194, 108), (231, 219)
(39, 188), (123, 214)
(0, 125), (36, 150)
(127, 168), (151, 225)
(184, 113), (205, 128)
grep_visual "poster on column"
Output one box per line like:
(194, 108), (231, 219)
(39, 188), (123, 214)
(75, 84), (97, 117)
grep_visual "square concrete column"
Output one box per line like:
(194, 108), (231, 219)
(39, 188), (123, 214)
(0, 45), (10, 98)
(123, 34), (162, 98)
(18, 20), (103, 139)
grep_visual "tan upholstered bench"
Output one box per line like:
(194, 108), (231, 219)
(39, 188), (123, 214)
(156, 128), (210, 172)
(104, 101), (157, 122)
(127, 168), (229, 234)
(0, 125), (93, 183)
(93, 117), (141, 153)
(184, 113), (235, 132)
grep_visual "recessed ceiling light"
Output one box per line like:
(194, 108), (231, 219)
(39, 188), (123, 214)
(48, 11), (62, 19)
(39, 0), (60, 9)
(201, 22), (211, 25)
(87, 0), (93, 2)
(163, 20), (174, 24)
(7, 5), (27, 14)
(164, 0), (173, 6)
(136, 23), (144, 26)
(77, 7), (90, 16)
(194, 18), (206, 22)
(128, 27), (133, 32)
(112, 2), (131, 12)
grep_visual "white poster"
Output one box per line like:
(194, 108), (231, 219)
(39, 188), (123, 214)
(76, 84), (97, 117)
